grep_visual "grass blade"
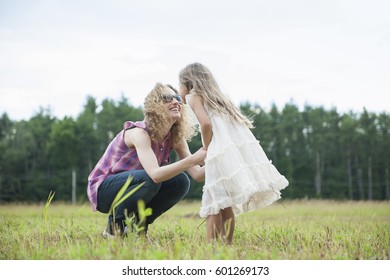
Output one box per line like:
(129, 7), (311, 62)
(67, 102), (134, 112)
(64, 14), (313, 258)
(43, 191), (55, 222)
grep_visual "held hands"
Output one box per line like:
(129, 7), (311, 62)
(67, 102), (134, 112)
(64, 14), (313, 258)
(193, 147), (207, 166)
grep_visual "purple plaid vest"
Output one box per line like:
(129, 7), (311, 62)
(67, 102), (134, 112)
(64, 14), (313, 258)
(87, 121), (172, 210)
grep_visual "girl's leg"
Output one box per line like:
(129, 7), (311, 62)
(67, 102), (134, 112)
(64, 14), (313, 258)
(206, 207), (235, 244)
(206, 212), (223, 242)
(221, 207), (235, 244)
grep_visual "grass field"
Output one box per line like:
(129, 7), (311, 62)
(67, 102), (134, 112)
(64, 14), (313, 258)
(0, 199), (389, 260)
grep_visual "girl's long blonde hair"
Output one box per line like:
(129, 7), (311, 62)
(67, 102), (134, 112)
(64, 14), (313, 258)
(179, 62), (253, 128)
(143, 83), (197, 146)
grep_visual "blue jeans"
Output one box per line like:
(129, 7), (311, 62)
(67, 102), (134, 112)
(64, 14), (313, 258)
(97, 170), (190, 232)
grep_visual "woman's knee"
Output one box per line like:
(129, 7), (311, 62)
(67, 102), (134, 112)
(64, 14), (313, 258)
(144, 179), (161, 196)
(128, 170), (159, 191)
(175, 172), (190, 196)
(134, 173), (161, 198)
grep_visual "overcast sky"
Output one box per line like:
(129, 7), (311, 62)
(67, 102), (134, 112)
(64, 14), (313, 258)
(1, 0), (389, 121)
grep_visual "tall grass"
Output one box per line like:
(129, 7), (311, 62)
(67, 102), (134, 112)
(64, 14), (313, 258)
(107, 175), (148, 235)
(42, 191), (55, 222)
(0, 200), (388, 260)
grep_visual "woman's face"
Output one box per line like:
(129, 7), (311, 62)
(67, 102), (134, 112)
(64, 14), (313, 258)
(161, 87), (182, 123)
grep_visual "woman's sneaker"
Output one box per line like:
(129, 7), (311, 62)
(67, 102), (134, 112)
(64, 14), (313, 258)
(101, 223), (128, 239)
(102, 227), (116, 239)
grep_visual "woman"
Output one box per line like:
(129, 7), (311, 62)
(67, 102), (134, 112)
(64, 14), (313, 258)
(87, 83), (206, 237)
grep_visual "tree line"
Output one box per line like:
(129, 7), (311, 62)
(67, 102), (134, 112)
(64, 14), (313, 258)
(0, 95), (389, 204)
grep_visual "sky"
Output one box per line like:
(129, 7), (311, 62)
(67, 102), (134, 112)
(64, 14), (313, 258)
(0, 0), (389, 121)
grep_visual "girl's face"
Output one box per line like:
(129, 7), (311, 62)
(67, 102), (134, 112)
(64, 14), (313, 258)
(178, 83), (189, 104)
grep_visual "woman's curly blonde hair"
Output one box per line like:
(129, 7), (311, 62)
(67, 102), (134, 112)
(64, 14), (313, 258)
(143, 83), (198, 146)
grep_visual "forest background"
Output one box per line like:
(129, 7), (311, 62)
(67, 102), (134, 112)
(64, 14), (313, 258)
(0, 95), (389, 204)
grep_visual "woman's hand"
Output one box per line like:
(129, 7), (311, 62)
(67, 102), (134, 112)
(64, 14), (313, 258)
(192, 147), (207, 166)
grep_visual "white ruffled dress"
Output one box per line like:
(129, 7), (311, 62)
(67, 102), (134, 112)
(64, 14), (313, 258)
(186, 95), (289, 218)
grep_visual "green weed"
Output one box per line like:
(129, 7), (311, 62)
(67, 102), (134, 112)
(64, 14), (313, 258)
(42, 191), (55, 223)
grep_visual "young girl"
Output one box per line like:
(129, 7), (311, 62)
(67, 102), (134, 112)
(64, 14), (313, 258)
(178, 63), (289, 243)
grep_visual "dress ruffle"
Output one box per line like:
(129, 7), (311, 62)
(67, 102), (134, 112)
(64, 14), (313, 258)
(199, 113), (289, 218)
